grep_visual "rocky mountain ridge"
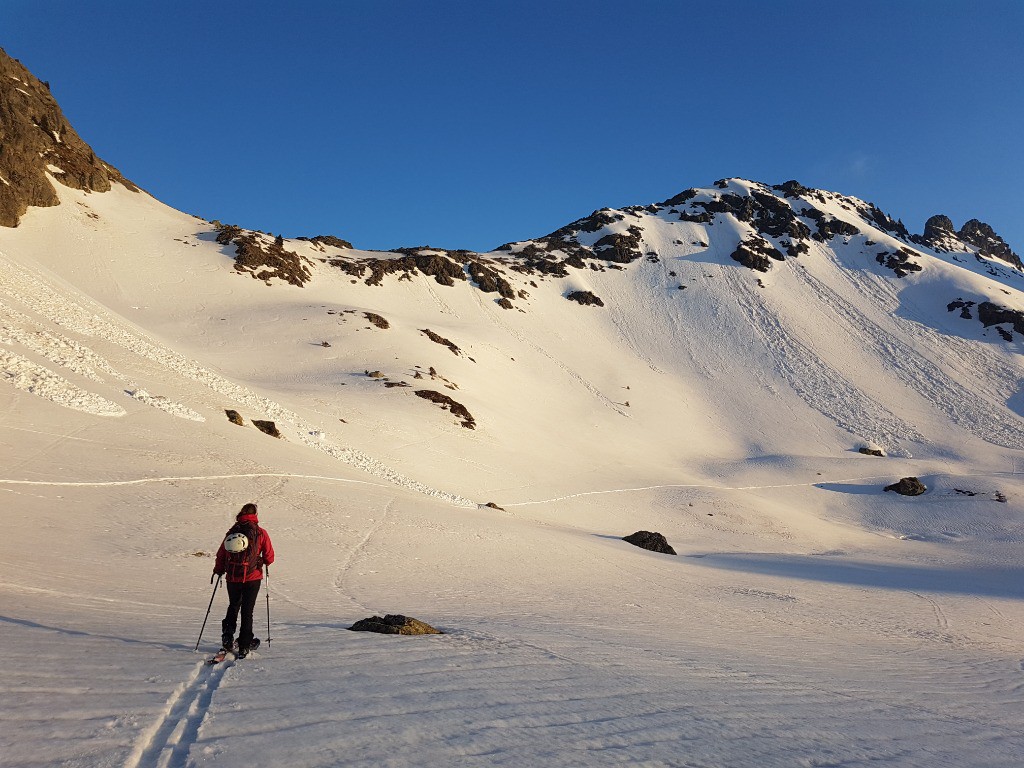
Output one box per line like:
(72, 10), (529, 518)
(2, 46), (1020, 291)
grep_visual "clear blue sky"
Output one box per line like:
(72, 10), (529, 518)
(7, 1), (1023, 253)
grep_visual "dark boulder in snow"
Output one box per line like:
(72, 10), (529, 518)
(252, 420), (282, 438)
(884, 477), (926, 496)
(623, 530), (677, 555)
(349, 614), (442, 635)
(225, 409), (245, 426)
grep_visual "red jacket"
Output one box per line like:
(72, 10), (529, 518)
(214, 513), (275, 583)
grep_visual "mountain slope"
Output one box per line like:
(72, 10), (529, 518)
(2, 47), (1024, 768)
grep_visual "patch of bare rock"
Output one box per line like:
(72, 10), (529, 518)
(216, 226), (312, 286)
(415, 389), (476, 429)
(566, 290), (604, 307)
(420, 328), (462, 355)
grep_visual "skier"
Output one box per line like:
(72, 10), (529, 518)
(213, 503), (275, 658)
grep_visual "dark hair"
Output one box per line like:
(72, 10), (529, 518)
(238, 503), (258, 518)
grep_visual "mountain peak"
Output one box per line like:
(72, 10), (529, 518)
(0, 47), (137, 227)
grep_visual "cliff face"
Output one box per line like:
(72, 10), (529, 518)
(0, 47), (137, 227)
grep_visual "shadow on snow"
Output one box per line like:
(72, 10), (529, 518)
(687, 553), (1024, 600)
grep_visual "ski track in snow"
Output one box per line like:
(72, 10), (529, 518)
(792, 260), (1024, 450)
(0, 471), (389, 489)
(0, 253), (476, 507)
(332, 498), (393, 612)
(123, 659), (231, 768)
(721, 262), (921, 451)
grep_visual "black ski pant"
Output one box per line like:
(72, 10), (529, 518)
(222, 579), (261, 650)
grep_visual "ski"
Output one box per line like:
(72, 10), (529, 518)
(207, 649), (232, 665)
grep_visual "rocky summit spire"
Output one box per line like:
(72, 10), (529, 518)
(958, 219), (1023, 271)
(0, 47), (138, 227)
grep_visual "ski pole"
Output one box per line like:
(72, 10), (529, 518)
(195, 574), (221, 652)
(265, 564), (272, 647)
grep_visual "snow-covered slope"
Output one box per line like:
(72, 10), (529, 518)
(2, 48), (1024, 767)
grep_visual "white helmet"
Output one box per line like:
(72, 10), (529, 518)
(224, 532), (249, 553)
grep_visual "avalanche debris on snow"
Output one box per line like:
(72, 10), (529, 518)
(0, 348), (125, 416)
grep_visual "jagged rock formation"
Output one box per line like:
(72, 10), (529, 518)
(216, 226), (312, 286)
(0, 47), (138, 227)
(959, 220), (1023, 270)
(918, 215), (1022, 271)
(921, 215), (959, 251)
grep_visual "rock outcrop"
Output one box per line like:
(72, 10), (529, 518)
(216, 226), (312, 286)
(414, 389), (476, 429)
(977, 302), (1024, 337)
(566, 290), (604, 307)
(921, 214), (957, 249)
(0, 47), (138, 228)
(958, 219), (1023, 270)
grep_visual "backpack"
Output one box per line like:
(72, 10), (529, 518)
(224, 520), (262, 581)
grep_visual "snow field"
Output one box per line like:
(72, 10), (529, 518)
(0, 180), (1023, 766)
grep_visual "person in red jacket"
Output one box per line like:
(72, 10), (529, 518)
(213, 503), (275, 657)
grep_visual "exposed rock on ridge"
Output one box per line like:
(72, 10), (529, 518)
(216, 226), (312, 286)
(0, 47), (138, 227)
(918, 214), (1022, 271)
